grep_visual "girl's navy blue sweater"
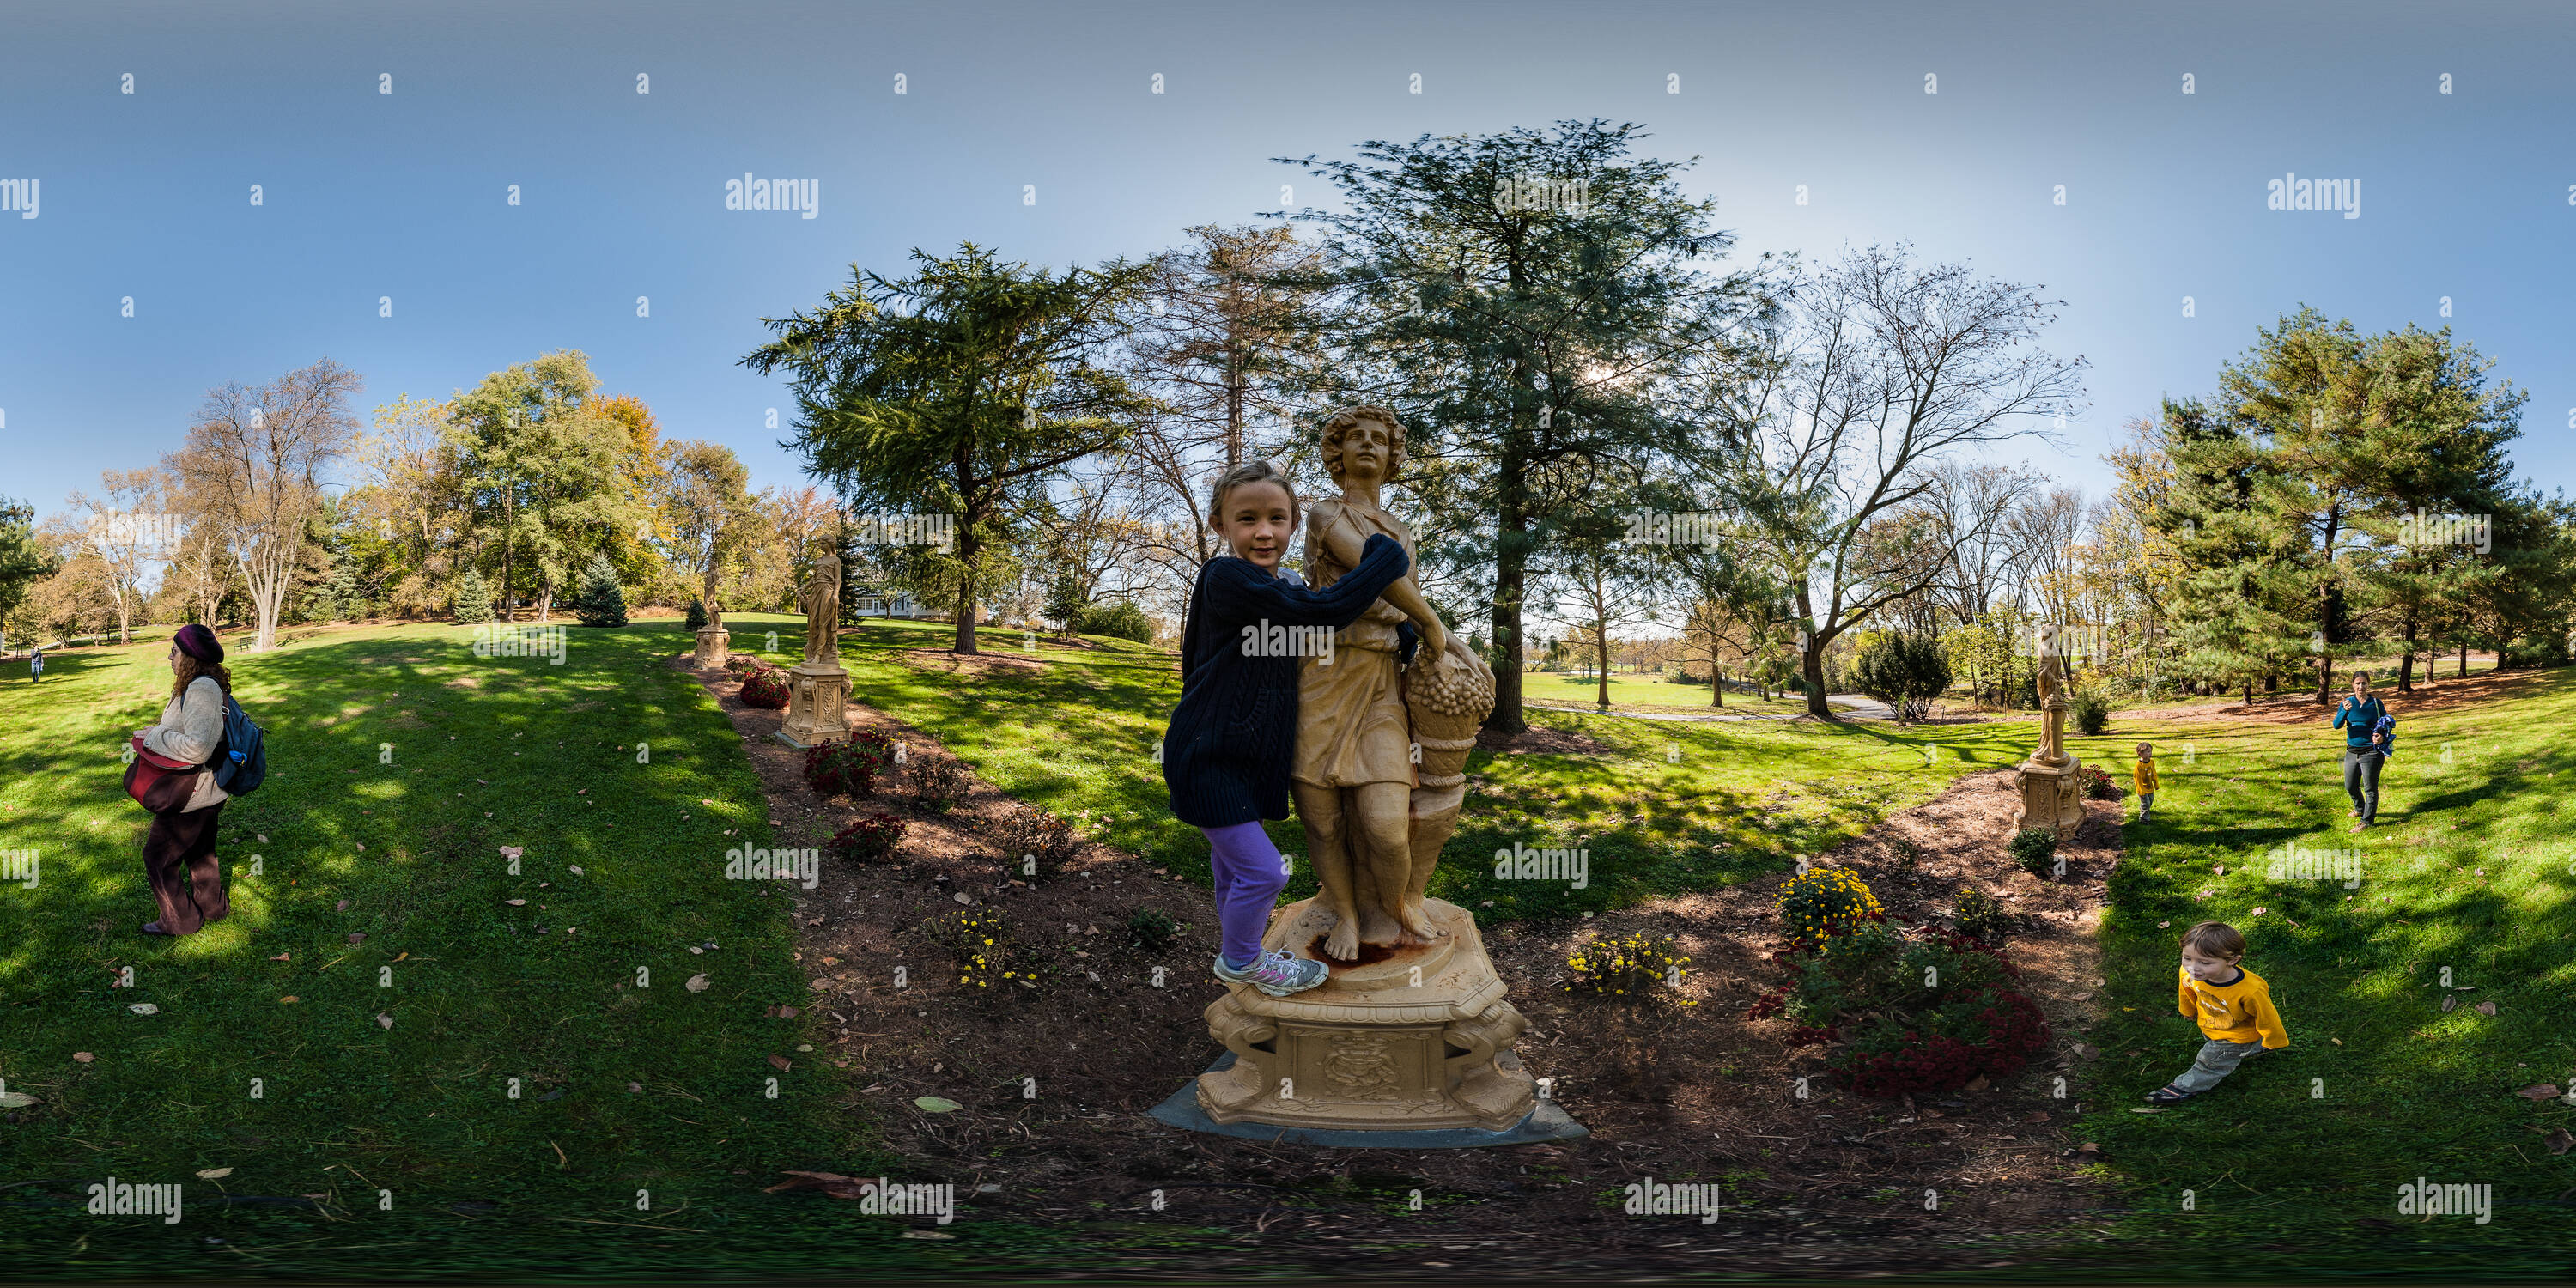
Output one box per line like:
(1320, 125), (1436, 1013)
(1162, 533), (1409, 828)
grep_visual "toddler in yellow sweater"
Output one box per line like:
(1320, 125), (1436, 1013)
(2132, 742), (2158, 822)
(2147, 920), (2288, 1103)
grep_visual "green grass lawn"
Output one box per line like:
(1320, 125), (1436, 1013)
(2060, 671), (2576, 1265)
(833, 616), (2031, 924)
(1520, 670), (1813, 714)
(0, 617), (1087, 1278)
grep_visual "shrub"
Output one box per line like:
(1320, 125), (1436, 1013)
(570, 553), (629, 627)
(1072, 599), (1155, 644)
(1745, 924), (2049, 1097)
(1774, 866), (1886, 951)
(739, 665), (789, 708)
(910, 755), (971, 814)
(725, 653), (761, 673)
(824, 811), (907, 863)
(1564, 931), (1696, 1003)
(2008, 827), (2059, 878)
(1953, 886), (2009, 943)
(1852, 633), (1953, 725)
(990, 807), (1081, 881)
(2077, 763), (2123, 800)
(1124, 907), (1182, 956)
(805, 731), (896, 798)
(1885, 835), (1923, 867)
(450, 569), (495, 625)
(683, 598), (708, 631)
(2071, 687), (2111, 735)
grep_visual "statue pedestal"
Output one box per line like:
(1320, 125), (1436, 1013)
(775, 661), (850, 750)
(1193, 897), (1541, 1133)
(2013, 755), (2085, 837)
(692, 627), (731, 670)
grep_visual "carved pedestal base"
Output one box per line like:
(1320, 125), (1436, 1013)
(692, 627), (731, 670)
(1196, 897), (1535, 1133)
(775, 661), (851, 749)
(2013, 756), (2085, 837)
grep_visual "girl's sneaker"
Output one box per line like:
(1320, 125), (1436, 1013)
(1214, 949), (1329, 997)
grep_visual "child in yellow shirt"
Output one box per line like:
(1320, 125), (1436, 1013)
(2147, 920), (2288, 1103)
(2132, 742), (2158, 822)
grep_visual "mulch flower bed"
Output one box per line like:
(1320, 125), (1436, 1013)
(678, 651), (2125, 1276)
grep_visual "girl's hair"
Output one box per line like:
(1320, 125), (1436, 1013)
(2180, 920), (2245, 960)
(2352, 671), (2372, 689)
(173, 653), (233, 703)
(1205, 459), (1301, 532)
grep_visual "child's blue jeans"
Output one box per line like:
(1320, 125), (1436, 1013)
(2171, 1037), (2265, 1093)
(2138, 792), (2154, 819)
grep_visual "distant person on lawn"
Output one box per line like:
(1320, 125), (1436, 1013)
(28, 645), (42, 683)
(2131, 742), (2157, 822)
(132, 624), (234, 936)
(2333, 673), (2390, 830)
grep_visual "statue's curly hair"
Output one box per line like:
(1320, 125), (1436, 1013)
(1318, 405), (1406, 484)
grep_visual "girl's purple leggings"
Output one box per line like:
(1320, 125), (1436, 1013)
(1200, 821), (1289, 969)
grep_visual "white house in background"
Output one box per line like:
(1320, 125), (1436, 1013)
(851, 592), (920, 619)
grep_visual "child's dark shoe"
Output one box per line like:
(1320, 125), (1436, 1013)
(2144, 1084), (2196, 1104)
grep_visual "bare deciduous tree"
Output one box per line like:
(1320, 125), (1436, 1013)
(167, 360), (364, 652)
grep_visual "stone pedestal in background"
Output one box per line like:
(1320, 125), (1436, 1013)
(775, 661), (850, 750)
(692, 627), (731, 670)
(2013, 755), (2085, 837)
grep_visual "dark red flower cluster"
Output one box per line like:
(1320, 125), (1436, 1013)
(739, 664), (789, 708)
(825, 812), (907, 863)
(1828, 987), (2050, 1097)
(803, 730), (896, 797)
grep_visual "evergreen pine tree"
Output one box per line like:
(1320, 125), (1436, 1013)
(572, 553), (629, 627)
(683, 597), (708, 631)
(452, 569), (496, 624)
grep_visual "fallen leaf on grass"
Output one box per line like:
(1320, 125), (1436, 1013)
(914, 1097), (963, 1113)
(269, 952), (289, 961)
(279, 997), (298, 1005)
(376, 1013), (394, 1029)
(767, 1054), (792, 1072)
(0, 1091), (39, 1109)
(902, 1230), (954, 1240)
(568, 866), (583, 876)
(2330, 1037), (2342, 1046)
(951, 891), (972, 905)
(195, 1167), (232, 1180)
(2441, 995), (2459, 1012)
(2475, 1000), (2498, 1016)
(2129, 1107), (2164, 1114)
(2516, 1084), (2561, 1100)
(129, 1003), (158, 1015)
(72, 1052), (94, 1062)
(505, 899), (526, 908)
(347, 933), (366, 945)
(765, 1170), (868, 1199)
(336, 900), (351, 913)
(2549, 1128), (2574, 1157)
(685, 974), (711, 993)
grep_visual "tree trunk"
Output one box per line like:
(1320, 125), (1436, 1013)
(1595, 628), (1611, 712)
(1485, 492), (1530, 738)
(1710, 663), (1725, 708)
(2458, 642), (2467, 677)
(2399, 616), (2418, 692)
(951, 526), (981, 656)
(501, 488), (516, 625)
(1794, 586), (1832, 718)
(536, 580), (554, 623)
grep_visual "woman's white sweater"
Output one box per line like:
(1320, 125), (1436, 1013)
(144, 676), (231, 812)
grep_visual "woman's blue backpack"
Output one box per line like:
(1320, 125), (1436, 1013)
(213, 694), (268, 795)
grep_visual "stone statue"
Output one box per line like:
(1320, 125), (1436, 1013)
(1179, 406), (1555, 1141)
(799, 553), (841, 664)
(2014, 625), (2083, 836)
(2035, 629), (2069, 768)
(1289, 407), (1495, 962)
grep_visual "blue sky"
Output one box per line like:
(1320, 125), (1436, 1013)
(5, 0), (2574, 520)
